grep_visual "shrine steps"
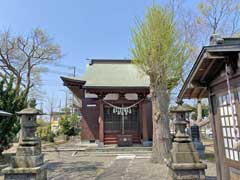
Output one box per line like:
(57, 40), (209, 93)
(104, 134), (141, 144)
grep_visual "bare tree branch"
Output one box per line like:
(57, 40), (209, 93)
(0, 28), (62, 97)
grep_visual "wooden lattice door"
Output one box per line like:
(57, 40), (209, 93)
(104, 105), (139, 134)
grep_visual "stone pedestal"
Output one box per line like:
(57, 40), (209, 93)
(3, 163), (47, 180)
(2, 103), (47, 180)
(167, 104), (207, 180)
(167, 142), (207, 180)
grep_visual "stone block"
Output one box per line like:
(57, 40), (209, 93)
(2, 163), (47, 180)
(16, 145), (41, 156)
(171, 152), (200, 163)
(142, 140), (152, 147)
(12, 154), (44, 168)
(172, 142), (195, 152)
(168, 168), (206, 180)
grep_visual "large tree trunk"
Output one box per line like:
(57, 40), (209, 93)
(151, 85), (171, 163)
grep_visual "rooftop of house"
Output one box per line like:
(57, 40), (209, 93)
(177, 36), (240, 102)
(61, 59), (150, 88)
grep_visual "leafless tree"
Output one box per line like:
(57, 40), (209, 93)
(197, 0), (240, 39)
(0, 28), (62, 97)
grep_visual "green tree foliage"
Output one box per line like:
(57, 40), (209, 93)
(131, 3), (188, 163)
(36, 119), (50, 140)
(59, 109), (80, 136)
(69, 112), (81, 135)
(191, 103), (209, 121)
(36, 119), (55, 142)
(0, 75), (27, 155)
(59, 114), (71, 136)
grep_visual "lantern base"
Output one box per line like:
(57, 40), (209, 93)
(167, 141), (207, 180)
(2, 162), (47, 180)
(167, 162), (206, 180)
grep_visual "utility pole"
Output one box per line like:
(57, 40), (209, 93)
(72, 66), (76, 115)
(58, 99), (62, 112)
(49, 98), (54, 133)
(73, 66), (76, 77)
(65, 91), (68, 110)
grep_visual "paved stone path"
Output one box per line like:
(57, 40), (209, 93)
(96, 154), (217, 180)
(0, 141), (217, 180)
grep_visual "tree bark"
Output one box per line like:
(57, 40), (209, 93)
(151, 85), (171, 163)
(197, 99), (202, 122)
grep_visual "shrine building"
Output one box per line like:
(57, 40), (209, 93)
(61, 59), (152, 145)
(178, 36), (240, 180)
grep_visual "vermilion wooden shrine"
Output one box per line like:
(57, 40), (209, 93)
(61, 59), (152, 145)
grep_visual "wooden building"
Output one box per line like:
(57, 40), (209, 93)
(61, 59), (152, 145)
(177, 36), (240, 180)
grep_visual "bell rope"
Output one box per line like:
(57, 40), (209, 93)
(225, 64), (240, 149)
(103, 98), (144, 116)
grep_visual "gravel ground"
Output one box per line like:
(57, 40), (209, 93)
(0, 141), (217, 180)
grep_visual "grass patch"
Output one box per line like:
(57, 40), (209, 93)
(96, 168), (104, 176)
(205, 152), (215, 162)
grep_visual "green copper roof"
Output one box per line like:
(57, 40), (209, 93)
(17, 108), (43, 115)
(78, 60), (150, 87)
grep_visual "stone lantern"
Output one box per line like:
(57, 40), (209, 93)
(2, 100), (47, 180)
(167, 103), (207, 180)
(171, 105), (192, 142)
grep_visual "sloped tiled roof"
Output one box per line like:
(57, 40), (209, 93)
(63, 59), (150, 88)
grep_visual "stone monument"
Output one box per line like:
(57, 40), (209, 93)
(167, 103), (207, 180)
(191, 125), (205, 159)
(2, 100), (47, 180)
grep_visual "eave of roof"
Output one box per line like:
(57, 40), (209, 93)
(177, 44), (240, 102)
(60, 76), (86, 86)
(89, 59), (132, 65)
(0, 110), (12, 117)
(61, 76), (149, 89)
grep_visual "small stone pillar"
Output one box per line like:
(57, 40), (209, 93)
(167, 104), (207, 180)
(2, 101), (47, 180)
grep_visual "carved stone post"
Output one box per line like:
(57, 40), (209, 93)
(2, 101), (47, 180)
(166, 104), (207, 180)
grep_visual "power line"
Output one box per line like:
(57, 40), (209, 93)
(48, 63), (84, 71)
(45, 70), (73, 76)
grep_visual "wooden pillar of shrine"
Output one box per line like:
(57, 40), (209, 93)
(98, 94), (105, 144)
(142, 100), (148, 141)
(138, 93), (148, 142)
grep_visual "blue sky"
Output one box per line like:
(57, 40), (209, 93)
(0, 0), (198, 112)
